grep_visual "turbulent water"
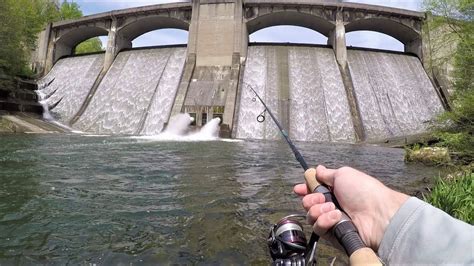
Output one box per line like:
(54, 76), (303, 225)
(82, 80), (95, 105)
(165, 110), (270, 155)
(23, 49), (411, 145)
(237, 45), (443, 142)
(0, 135), (441, 264)
(37, 54), (104, 124)
(74, 48), (186, 134)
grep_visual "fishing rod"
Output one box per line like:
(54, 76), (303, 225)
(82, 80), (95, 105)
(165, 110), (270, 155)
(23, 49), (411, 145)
(249, 85), (381, 266)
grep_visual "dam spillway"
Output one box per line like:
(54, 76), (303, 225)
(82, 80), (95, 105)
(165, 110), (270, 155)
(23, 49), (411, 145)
(235, 45), (444, 142)
(38, 54), (104, 124)
(73, 48), (186, 134)
(38, 45), (443, 142)
(39, 47), (187, 135)
(235, 46), (356, 142)
(347, 50), (444, 141)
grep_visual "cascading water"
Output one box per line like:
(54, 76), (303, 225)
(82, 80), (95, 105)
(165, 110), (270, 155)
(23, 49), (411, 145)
(73, 48), (186, 134)
(37, 54), (105, 123)
(236, 45), (354, 142)
(237, 45), (443, 142)
(288, 47), (355, 142)
(347, 50), (444, 140)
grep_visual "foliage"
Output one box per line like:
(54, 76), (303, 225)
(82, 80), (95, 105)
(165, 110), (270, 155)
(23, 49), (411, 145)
(423, 0), (474, 163)
(75, 38), (104, 54)
(0, 0), (95, 78)
(59, 1), (82, 20)
(425, 170), (474, 224)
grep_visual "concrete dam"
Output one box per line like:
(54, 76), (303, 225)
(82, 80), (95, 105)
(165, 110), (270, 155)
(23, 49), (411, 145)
(34, 0), (446, 142)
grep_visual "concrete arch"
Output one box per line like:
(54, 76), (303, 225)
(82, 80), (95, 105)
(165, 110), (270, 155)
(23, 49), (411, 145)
(118, 16), (190, 43)
(345, 18), (420, 45)
(54, 26), (109, 62)
(246, 11), (335, 37)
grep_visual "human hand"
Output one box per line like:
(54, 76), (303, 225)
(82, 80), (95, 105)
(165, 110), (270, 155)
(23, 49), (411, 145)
(294, 165), (409, 251)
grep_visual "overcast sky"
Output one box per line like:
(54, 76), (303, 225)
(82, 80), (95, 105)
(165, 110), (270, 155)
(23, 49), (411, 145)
(75, 0), (424, 51)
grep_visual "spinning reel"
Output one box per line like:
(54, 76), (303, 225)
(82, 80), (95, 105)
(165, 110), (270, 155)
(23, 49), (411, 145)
(267, 214), (317, 266)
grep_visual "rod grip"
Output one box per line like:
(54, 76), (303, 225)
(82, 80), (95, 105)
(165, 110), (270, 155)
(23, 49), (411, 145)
(303, 168), (381, 265)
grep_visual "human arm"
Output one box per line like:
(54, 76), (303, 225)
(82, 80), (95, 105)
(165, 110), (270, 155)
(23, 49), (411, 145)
(295, 165), (474, 264)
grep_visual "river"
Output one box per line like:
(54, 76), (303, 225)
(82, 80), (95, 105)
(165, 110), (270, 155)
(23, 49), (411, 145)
(0, 134), (441, 264)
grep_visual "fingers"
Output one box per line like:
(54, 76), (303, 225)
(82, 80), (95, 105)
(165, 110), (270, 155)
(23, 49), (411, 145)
(302, 193), (325, 211)
(313, 209), (342, 236)
(316, 165), (337, 187)
(306, 201), (335, 224)
(293, 183), (309, 196)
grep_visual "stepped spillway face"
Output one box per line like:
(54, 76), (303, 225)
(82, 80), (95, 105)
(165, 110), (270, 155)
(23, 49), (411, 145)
(347, 50), (444, 140)
(38, 54), (104, 123)
(73, 48), (186, 134)
(236, 46), (355, 142)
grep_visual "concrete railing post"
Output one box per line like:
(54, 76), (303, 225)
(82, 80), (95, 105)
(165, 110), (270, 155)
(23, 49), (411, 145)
(328, 10), (348, 69)
(104, 18), (132, 72)
(405, 38), (423, 61)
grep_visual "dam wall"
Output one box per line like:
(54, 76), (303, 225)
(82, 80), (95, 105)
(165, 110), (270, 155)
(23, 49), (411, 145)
(234, 45), (443, 142)
(34, 1), (446, 141)
(37, 45), (444, 141)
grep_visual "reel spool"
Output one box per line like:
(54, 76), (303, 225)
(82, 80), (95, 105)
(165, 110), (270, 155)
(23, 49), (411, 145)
(268, 214), (310, 265)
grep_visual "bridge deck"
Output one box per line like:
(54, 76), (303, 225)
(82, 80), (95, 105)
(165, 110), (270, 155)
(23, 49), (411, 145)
(52, 2), (193, 28)
(243, 0), (424, 18)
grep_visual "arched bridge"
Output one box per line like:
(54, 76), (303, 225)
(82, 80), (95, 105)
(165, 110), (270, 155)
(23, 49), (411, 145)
(36, 0), (426, 72)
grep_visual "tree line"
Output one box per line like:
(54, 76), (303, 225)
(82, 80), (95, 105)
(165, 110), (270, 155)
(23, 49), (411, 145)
(0, 0), (103, 78)
(424, 0), (473, 163)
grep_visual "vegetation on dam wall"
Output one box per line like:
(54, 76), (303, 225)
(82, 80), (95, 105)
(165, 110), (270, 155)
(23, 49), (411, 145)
(0, 0), (102, 78)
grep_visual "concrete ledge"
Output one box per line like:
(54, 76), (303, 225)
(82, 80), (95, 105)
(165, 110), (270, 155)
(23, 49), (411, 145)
(0, 112), (69, 133)
(243, 0), (425, 19)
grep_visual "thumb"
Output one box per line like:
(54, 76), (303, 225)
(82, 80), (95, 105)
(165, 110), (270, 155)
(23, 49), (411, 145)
(316, 165), (337, 187)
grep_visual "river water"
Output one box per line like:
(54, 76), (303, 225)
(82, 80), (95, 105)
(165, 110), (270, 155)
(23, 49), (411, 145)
(0, 134), (440, 265)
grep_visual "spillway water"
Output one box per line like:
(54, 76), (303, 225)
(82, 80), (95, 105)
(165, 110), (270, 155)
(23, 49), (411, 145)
(237, 45), (443, 142)
(37, 54), (104, 124)
(347, 50), (444, 140)
(73, 48), (186, 134)
(237, 46), (355, 142)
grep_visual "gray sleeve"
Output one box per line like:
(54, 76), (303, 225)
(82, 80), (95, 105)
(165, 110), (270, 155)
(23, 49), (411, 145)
(378, 197), (474, 265)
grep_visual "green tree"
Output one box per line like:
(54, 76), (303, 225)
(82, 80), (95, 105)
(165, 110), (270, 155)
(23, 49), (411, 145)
(75, 38), (104, 54)
(59, 0), (82, 20)
(0, 0), (103, 78)
(424, 0), (473, 162)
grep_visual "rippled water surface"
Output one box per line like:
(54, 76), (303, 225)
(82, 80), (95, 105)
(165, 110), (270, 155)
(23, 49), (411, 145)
(0, 134), (441, 265)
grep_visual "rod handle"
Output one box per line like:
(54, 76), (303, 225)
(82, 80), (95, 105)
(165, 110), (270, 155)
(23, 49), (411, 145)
(304, 168), (381, 266)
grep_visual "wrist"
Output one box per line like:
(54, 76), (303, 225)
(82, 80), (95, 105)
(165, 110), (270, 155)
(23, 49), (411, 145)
(372, 189), (409, 251)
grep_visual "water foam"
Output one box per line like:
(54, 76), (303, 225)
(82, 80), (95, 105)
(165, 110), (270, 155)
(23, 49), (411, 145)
(133, 113), (222, 142)
(35, 84), (75, 132)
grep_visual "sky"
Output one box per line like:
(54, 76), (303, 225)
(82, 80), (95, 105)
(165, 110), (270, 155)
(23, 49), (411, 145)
(74, 0), (424, 51)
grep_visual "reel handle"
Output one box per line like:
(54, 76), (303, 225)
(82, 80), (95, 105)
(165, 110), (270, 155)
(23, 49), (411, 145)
(304, 169), (381, 266)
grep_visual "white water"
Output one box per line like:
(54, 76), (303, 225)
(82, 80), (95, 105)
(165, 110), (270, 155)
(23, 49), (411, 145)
(288, 47), (355, 142)
(133, 113), (222, 141)
(347, 50), (444, 140)
(37, 54), (104, 123)
(73, 48), (186, 134)
(237, 46), (354, 142)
